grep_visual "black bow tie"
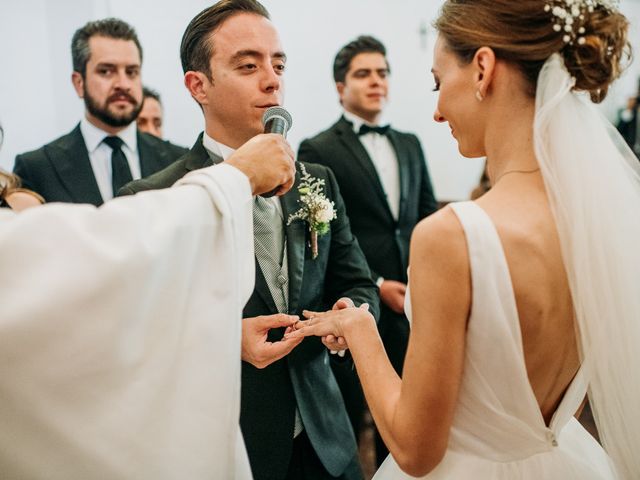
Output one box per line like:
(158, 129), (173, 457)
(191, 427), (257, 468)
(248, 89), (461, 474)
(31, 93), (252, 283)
(358, 124), (390, 136)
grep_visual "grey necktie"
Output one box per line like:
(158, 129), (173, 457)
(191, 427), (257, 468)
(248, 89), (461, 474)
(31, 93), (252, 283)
(252, 196), (288, 313)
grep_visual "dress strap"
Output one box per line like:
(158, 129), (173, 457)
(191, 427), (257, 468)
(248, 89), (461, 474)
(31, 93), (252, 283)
(448, 201), (522, 348)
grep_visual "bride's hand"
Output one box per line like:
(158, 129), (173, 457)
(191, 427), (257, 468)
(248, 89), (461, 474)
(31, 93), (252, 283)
(324, 297), (357, 352)
(285, 304), (374, 340)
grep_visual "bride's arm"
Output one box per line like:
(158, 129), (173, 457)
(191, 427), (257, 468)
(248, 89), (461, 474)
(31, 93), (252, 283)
(290, 207), (470, 477)
(363, 209), (470, 476)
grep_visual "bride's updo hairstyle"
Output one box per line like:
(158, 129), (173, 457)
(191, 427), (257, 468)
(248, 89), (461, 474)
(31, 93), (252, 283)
(434, 0), (630, 103)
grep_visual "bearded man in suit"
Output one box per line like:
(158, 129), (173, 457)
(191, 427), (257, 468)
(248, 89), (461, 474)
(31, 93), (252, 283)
(297, 35), (438, 467)
(119, 2), (378, 479)
(14, 18), (186, 206)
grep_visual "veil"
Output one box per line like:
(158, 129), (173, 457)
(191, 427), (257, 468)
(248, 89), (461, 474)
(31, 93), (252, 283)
(534, 54), (640, 479)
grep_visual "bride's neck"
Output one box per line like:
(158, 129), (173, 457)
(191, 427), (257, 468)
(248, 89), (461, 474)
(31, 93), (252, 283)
(484, 96), (538, 185)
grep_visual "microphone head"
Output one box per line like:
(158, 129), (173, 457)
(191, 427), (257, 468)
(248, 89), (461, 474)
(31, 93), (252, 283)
(262, 106), (293, 135)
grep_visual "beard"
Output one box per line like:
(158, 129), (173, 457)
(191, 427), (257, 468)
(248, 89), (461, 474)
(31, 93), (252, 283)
(84, 87), (142, 128)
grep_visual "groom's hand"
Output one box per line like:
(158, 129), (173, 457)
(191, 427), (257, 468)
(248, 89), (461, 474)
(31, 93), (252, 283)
(242, 314), (302, 369)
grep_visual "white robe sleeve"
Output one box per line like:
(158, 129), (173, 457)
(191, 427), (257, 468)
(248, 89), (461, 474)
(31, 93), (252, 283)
(0, 163), (254, 480)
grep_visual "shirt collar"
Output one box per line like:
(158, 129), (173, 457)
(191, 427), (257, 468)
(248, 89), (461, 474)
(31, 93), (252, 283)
(202, 132), (235, 161)
(80, 117), (138, 153)
(342, 109), (387, 134)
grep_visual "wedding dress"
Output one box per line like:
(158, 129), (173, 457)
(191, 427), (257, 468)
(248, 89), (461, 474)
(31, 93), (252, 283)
(373, 201), (615, 479)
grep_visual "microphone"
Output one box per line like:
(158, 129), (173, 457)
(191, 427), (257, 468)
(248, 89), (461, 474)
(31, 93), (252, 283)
(262, 106), (293, 137)
(261, 106), (293, 197)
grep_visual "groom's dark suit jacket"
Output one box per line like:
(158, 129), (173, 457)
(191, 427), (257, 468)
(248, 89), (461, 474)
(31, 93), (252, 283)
(119, 134), (379, 480)
(13, 124), (187, 206)
(298, 116), (438, 374)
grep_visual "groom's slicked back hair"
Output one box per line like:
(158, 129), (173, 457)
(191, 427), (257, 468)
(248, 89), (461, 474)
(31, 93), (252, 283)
(180, 0), (270, 80)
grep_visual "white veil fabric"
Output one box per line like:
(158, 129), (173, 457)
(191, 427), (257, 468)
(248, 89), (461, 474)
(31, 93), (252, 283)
(534, 53), (640, 479)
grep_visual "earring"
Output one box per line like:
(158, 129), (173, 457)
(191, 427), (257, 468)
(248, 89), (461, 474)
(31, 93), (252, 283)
(475, 90), (484, 102)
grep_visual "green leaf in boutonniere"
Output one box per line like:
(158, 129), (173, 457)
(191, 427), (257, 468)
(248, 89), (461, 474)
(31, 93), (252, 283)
(286, 164), (337, 259)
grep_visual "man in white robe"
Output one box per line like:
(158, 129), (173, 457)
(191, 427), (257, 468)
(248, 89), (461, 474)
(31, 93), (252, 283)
(0, 133), (297, 479)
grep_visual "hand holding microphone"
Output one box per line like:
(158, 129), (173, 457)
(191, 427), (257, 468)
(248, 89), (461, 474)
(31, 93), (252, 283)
(262, 106), (293, 137)
(260, 106), (294, 197)
(226, 106), (295, 197)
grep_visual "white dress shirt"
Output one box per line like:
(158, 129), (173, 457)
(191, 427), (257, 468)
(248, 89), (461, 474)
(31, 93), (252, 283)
(80, 118), (141, 201)
(343, 110), (400, 220)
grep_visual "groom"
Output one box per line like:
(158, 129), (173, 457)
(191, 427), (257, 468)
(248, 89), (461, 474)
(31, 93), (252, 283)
(119, 1), (378, 479)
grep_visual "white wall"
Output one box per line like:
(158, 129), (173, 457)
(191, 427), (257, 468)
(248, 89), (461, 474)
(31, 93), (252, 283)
(1, 0), (639, 200)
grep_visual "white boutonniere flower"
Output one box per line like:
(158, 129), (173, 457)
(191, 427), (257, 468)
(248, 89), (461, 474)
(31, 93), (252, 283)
(287, 164), (337, 259)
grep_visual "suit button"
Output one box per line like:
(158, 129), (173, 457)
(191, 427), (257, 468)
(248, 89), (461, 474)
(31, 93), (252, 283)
(395, 229), (401, 236)
(277, 274), (287, 285)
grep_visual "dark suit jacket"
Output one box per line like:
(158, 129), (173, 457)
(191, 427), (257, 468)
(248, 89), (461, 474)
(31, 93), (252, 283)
(119, 134), (379, 480)
(13, 123), (187, 206)
(298, 116), (437, 374)
(298, 115), (437, 285)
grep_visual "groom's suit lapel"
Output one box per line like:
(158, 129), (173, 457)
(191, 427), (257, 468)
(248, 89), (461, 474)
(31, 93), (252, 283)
(184, 133), (216, 171)
(241, 165), (306, 315)
(281, 170), (306, 315)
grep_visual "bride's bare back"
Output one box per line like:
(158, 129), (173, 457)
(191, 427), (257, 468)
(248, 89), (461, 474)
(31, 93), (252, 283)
(476, 174), (580, 425)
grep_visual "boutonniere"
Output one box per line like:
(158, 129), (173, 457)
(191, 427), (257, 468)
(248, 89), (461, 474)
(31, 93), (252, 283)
(287, 164), (337, 259)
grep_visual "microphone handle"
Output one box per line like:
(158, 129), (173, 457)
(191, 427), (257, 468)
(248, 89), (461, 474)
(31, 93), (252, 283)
(260, 117), (289, 197)
(264, 117), (289, 137)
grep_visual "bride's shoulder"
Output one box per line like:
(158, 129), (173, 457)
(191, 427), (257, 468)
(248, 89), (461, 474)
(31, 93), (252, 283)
(410, 205), (469, 277)
(412, 205), (466, 249)
(409, 205), (471, 333)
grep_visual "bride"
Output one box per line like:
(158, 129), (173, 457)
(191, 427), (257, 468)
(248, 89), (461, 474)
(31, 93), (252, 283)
(287, 0), (639, 478)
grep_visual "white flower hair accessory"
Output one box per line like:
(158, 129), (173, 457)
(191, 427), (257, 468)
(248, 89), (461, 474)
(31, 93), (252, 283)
(544, 0), (620, 45)
(287, 163), (337, 259)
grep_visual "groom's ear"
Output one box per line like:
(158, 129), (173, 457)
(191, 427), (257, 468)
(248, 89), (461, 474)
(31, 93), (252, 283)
(472, 47), (496, 100)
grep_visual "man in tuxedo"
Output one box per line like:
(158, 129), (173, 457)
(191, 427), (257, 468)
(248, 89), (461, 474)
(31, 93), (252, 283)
(297, 35), (438, 466)
(13, 18), (186, 206)
(119, 2), (378, 479)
